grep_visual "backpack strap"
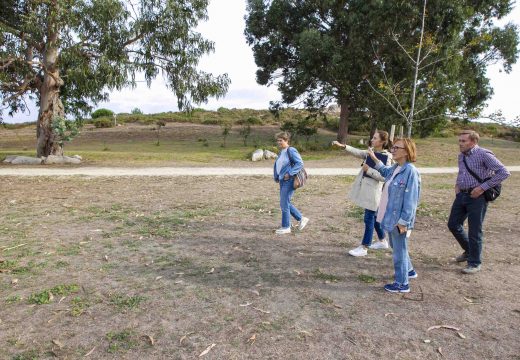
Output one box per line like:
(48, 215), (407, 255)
(462, 156), (484, 183)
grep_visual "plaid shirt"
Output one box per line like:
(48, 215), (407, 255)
(456, 145), (510, 191)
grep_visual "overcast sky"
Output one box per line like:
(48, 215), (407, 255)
(5, 0), (520, 123)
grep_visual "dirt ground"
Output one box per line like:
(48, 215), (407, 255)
(1, 172), (519, 360)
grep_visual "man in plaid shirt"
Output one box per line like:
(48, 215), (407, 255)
(448, 130), (510, 274)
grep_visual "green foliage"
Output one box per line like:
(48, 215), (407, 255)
(220, 119), (232, 147)
(131, 108), (143, 115)
(1, 0), (230, 154)
(94, 118), (114, 128)
(245, 0), (519, 139)
(51, 116), (81, 147)
(92, 109), (114, 119)
(28, 284), (79, 305)
(106, 330), (138, 353)
(109, 293), (146, 311)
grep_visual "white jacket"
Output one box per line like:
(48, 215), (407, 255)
(344, 145), (393, 211)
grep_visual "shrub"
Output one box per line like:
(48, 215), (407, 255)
(91, 108), (114, 119)
(94, 118), (113, 128)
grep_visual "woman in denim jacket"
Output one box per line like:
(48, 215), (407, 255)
(364, 138), (421, 293)
(273, 132), (309, 235)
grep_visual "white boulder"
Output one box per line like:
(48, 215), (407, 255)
(263, 150), (278, 160)
(4, 156), (44, 165)
(44, 155), (81, 164)
(251, 149), (264, 162)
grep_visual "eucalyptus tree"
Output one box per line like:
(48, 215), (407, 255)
(365, 0), (519, 137)
(1, 0), (230, 156)
(245, 0), (381, 143)
(245, 0), (518, 141)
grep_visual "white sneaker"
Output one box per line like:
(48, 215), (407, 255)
(275, 227), (291, 235)
(369, 239), (389, 250)
(298, 217), (309, 231)
(348, 245), (368, 257)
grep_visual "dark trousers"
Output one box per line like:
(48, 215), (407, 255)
(447, 192), (488, 266)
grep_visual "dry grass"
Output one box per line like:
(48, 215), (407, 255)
(1, 173), (519, 359)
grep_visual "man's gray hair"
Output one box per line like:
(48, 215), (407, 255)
(459, 130), (480, 143)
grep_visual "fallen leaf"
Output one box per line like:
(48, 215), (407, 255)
(423, 339), (431, 343)
(174, 280), (184, 285)
(48, 292), (54, 302)
(104, 255), (109, 261)
(155, 276), (163, 281)
(437, 347), (444, 357)
(52, 339), (64, 349)
(11, 278), (18, 285)
(247, 333), (256, 345)
(144, 335), (155, 345)
(199, 343), (216, 357)
(180, 332), (194, 344)
(206, 268), (214, 274)
(58, 296), (66, 304)
(84, 346), (96, 357)
(457, 332), (466, 339)
(385, 313), (396, 317)
(293, 269), (301, 275)
(253, 307), (270, 314)
(333, 304), (343, 309)
(239, 302), (252, 307)
(427, 325), (460, 332)
(299, 330), (313, 337)
(250, 289), (260, 296)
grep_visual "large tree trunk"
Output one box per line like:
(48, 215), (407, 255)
(337, 98), (350, 143)
(36, 0), (64, 158)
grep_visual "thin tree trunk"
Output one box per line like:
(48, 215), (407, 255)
(36, 0), (64, 158)
(337, 98), (350, 143)
(407, 0), (427, 138)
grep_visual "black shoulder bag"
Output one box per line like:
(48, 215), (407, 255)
(462, 156), (501, 202)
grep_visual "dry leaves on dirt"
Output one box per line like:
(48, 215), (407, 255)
(199, 343), (216, 357)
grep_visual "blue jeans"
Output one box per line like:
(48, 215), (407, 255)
(388, 227), (413, 285)
(361, 209), (385, 246)
(279, 177), (302, 228)
(448, 192), (488, 267)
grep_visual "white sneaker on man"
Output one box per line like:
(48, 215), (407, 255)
(298, 217), (309, 231)
(369, 239), (389, 250)
(348, 245), (368, 257)
(275, 227), (291, 235)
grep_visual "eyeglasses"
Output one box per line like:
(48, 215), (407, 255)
(391, 145), (405, 151)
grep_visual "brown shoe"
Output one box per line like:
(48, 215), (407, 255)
(455, 252), (468, 262)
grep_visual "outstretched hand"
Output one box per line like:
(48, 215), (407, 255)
(366, 147), (378, 162)
(331, 140), (345, 149)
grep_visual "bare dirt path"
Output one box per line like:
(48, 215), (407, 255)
(1, 165), (519, 176)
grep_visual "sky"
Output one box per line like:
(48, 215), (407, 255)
(5, 0), (520, 123)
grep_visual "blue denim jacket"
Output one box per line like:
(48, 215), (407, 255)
(375, 161), (421, 231)
(273, 147), (304, 182)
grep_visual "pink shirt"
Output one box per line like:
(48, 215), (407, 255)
(377, 166), (401, 224)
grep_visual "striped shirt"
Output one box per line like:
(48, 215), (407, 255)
(456, 145), (510, 191)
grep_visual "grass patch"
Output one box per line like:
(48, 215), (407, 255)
(6, 295), (22, 304)
(28, 284), (80, 305)
(70, 296), (90, 317)
(358, 274), (376, 283)
(109, 293), (146, 311)
(106, 329), (138, 353)
(312, 268), (342, 282)
(345, 206), (365, 221)
(314, 294), (334, 305)
(11, 350), (40, 360)
(417, 202), (449, 221)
